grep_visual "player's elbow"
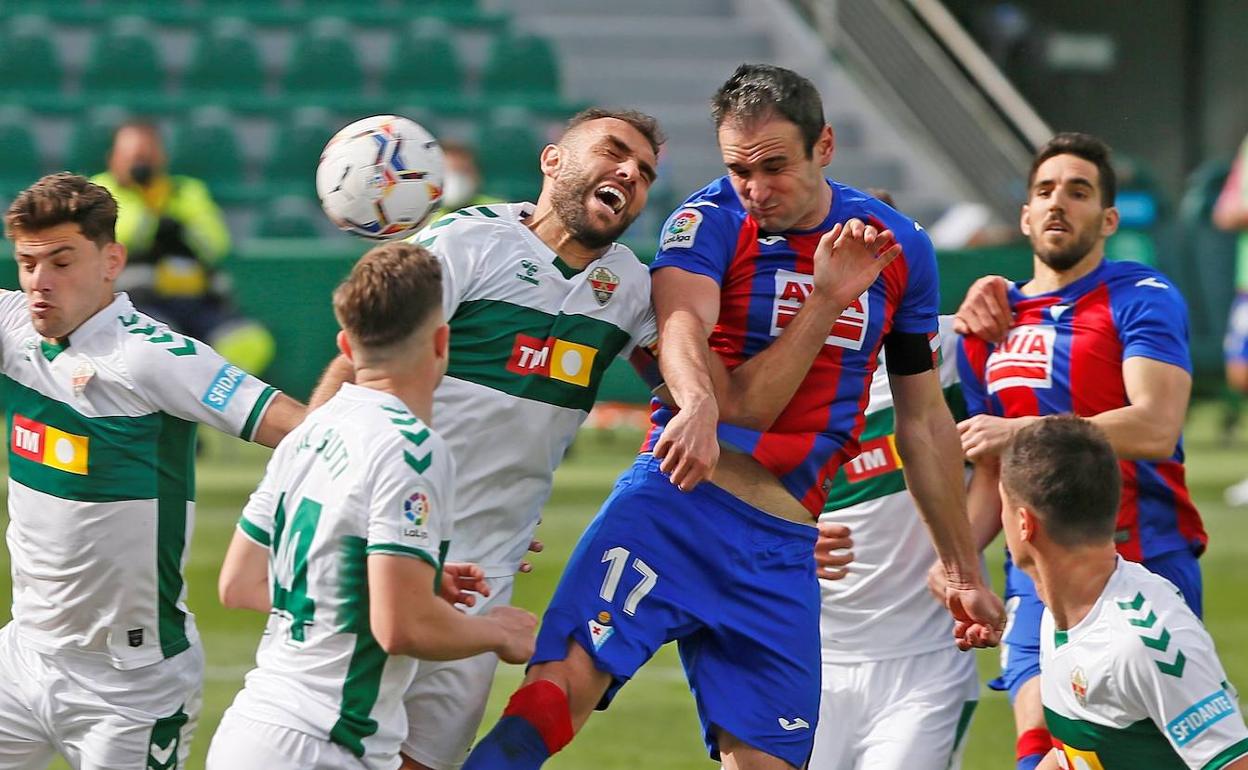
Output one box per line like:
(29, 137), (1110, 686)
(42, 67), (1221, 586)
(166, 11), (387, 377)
(218, 576), (257, 611)
(370, 616), (414, 656)
(720, 398), (779, 431)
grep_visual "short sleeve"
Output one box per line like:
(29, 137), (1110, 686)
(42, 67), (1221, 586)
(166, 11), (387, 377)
(957, 335), (991, 418)
(889, 225), (940, 336)
(650, 205), (737, 285)
(1112, 272), (1193, 374)
(128, 317), (279, 441)
(364, 431), (456, 573)
(410, 214), (481, 320)
(237, 451), (283, 547)
(0, 291), (30, 363)
(1118, 622), (1248, 769)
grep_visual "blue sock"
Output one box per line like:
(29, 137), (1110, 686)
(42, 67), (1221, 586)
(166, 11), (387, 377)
(463, 715), (552, 770)
(1017, 753), (1045, 770)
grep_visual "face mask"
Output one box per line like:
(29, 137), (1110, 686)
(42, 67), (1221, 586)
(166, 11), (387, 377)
(441, 170), (477, 210)
(129, 163), (156, 187)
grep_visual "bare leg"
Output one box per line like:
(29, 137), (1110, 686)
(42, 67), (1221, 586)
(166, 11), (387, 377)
(720, 730), (799, 770)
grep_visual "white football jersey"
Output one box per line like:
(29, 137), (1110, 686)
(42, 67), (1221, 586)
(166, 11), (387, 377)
(410, 203), (656, 576)
(0, 291), (278, 669)
(1041, 558), (1248, 770)
(230, 384), (455, 769)
(819, 318), (966, 663)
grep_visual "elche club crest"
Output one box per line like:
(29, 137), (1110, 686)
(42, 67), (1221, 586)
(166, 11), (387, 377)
(1071, 666), (1088, 706)
(588, 266), (620, 306)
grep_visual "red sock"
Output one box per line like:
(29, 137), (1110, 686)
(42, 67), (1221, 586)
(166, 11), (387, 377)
(502, 680), (575, 756)
(1017, 728), (1053, 760)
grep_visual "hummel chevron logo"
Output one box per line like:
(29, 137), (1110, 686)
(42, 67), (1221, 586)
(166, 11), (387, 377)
(778, 717), (809, 731)
(1157, 650), (1187, 678)
(149, 737), (176, 767)
(1141, 626), (1171, 651)
(1116, 592), (1145, 611)
(401, 428), (430, 447)
(389, 416), (419, 426)
(404, 451), (431, 474)
(1136, 277), (1170, 290)
(1129, 610), (1157, 628)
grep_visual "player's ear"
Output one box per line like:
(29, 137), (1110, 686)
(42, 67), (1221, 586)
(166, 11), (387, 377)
(538, 144), (561, 179)
(814, 124), (835, 167)
(1100, 205), (1120, 238)
(1019, 204), (1032, 238)
(102, 241), (126, 281)
(432, 323), (450, 363)
(1019, 508), (1039, 542)
(336, 330), (354, 362)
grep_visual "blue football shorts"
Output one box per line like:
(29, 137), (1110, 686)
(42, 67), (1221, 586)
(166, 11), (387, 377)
(532, 454), (822, 768)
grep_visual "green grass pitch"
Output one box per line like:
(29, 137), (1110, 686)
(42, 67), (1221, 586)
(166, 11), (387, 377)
(2, 403), (1244, 769)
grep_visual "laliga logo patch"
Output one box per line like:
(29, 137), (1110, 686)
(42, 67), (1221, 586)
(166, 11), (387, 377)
(986, 325), (1056, 394)
(402, 491), (431, 543)
(587, 610), (614, 650)
(660, 209), (702, 249)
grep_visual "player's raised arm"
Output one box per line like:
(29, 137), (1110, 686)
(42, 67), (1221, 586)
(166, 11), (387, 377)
(250, 392), (306, 448)
(890, 367), (1004, 649)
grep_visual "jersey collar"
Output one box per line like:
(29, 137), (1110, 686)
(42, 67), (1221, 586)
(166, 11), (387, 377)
(1011, 259), (1109, 304)
(59, 292), (134, 349)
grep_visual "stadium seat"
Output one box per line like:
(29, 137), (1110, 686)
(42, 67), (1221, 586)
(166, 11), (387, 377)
(169, 107), (244, 189)
(0, 108), (42, 195)
(252, 195), (324, 238)
(283, 17), (362, 95)
(481, 33), (560, 97)
(183, 17), (265, 95)
(383, 18), (465, 99)
(263, 107), (335, 194)
(63, 106), (131, 177)
(477, 108), (544, 184)
(80, 16), (165, 95)
(0, 15), (63, 99)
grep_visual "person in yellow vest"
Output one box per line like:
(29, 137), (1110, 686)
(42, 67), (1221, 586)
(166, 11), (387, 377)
(92, 121), (275, 375)
(429, 139), (504, 220)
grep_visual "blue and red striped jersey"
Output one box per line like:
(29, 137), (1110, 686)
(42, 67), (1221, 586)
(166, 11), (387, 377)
(958, 259), (1206, 561)
(645, 177), (940, 515)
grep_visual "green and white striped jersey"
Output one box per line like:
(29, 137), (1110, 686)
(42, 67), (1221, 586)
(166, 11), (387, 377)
(231, 384), (454, 767)
(1041, 558), (1248, 770)
(819, 317), (966, 663)
(0, 291), (278, 669)
(411, 203), (656, 576)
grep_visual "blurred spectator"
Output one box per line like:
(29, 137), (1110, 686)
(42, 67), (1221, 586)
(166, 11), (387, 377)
(1213, 132), (1248, 505)
(430, 139), (502, 218)
(92, 121), (275, 375)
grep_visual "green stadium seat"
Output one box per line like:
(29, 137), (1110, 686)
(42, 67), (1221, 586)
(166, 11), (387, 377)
(169, 107), (244, 188)
(383, 18), (464, 99)
(80, 16), (165, 95)
(63, 106), (131, 177)
(283, 17), (362, 95)
(183, 17), (264, 95)
(481, 33), (560, 98)
(0, 15), (62, 98)
(253, 196), (324, 238)
(477, 108), (544, 184)
(0, 108), (42, 195)
(263, 107), (334, 195)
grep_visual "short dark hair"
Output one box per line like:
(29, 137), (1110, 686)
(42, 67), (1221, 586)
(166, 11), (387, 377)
(1001, 415), (1121, 548)
(711, 63), (825, 156)
(111, 119), (163, 148)
(1028, 132), (1117, 207)
(4, 172), (118, 247)
(333, 242), (443, 353)
(565, 107), (665, 157)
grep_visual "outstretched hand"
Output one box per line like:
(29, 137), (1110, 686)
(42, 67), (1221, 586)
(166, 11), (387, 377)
(439, 562), (490, 607)
(812, 218), (903, 308)
(953, 275), (1011, 343)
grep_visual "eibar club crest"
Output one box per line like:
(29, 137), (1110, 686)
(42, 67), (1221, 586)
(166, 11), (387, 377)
(588, 266), (620, 306)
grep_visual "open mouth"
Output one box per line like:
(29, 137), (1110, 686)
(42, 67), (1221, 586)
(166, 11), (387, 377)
(1044, 220), (1069, 233)
(593, 184), (626, 215)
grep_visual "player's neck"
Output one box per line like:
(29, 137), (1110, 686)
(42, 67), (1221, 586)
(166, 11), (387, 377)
(525, 205), (608, 270)
(1032, 546), (1118, 630)
(353, 368), (435, 424)
(1024, 249), (1104, 295)
(788, 180), (834, 232)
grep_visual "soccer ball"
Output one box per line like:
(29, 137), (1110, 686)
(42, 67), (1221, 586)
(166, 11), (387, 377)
(316, 115), (445, 240)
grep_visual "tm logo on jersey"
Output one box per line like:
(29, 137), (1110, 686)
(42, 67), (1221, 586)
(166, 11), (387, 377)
(772, 270), (870, 350)
(506, 334), (598, 387)
(11, 414), (89, 475)
(986, 325), (1056, 394)
(844, 435), (902, 483)
(201, 363), (248, 413)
